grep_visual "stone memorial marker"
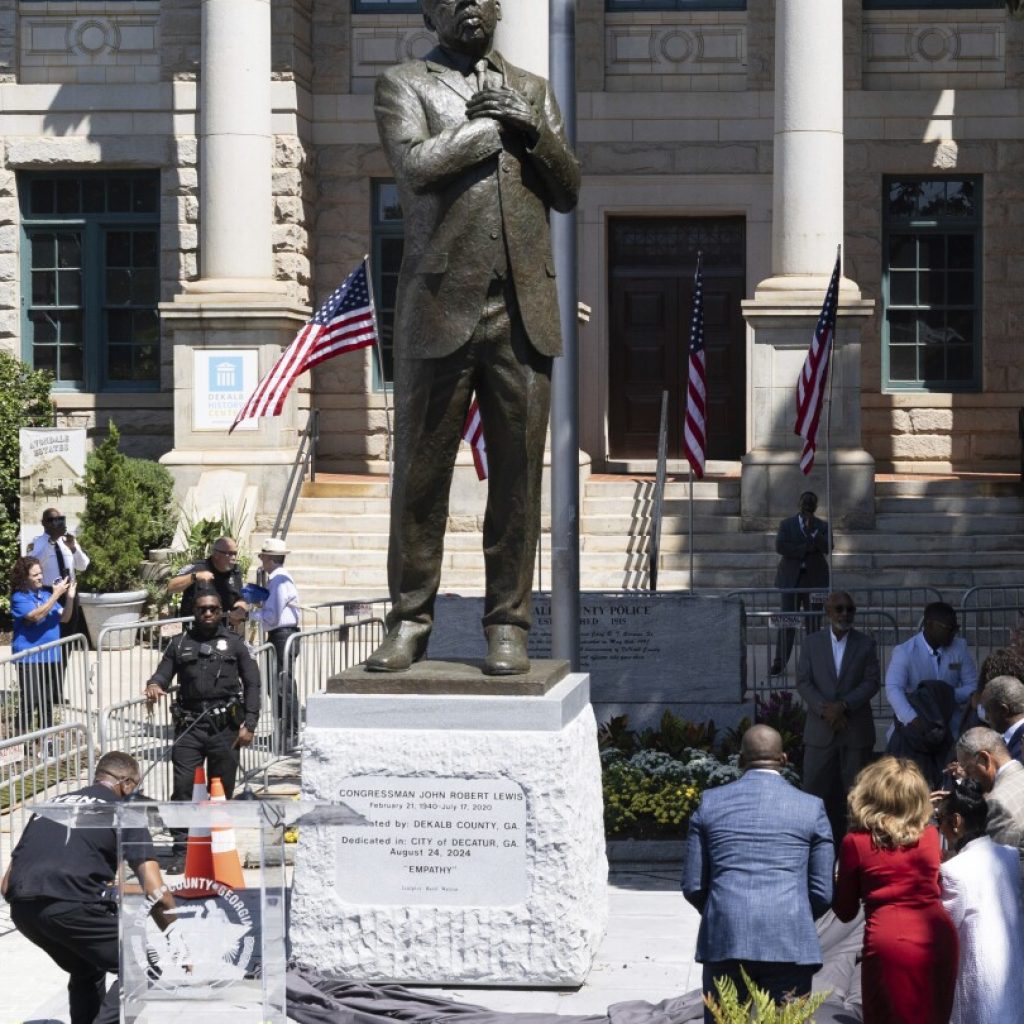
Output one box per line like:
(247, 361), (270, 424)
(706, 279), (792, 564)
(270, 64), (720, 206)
(291, 673), (608, 986)
(429, 592), (749, 728)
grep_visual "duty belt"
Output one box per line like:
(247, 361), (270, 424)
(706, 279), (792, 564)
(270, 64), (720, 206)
(171, 697), (242, 730)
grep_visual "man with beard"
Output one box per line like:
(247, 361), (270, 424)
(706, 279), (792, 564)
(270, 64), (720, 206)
(144, 585), (260, 871)
(796, 590), (880, 843)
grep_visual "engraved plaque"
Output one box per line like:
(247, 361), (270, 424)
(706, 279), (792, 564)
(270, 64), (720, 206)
(335, 776), (528, 906)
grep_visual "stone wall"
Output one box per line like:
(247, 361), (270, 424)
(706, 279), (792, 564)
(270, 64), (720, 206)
(0, 0), (1020, 473)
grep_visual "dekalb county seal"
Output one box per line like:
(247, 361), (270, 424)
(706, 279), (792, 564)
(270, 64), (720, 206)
(129, 877), (255, 992)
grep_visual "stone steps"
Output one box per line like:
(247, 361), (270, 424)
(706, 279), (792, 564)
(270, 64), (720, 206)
(273, 473), (1024, 607)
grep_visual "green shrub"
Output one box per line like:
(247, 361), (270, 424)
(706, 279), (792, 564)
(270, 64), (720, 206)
(77, 422), (174, 592)
(598, 709), (717, 759)
(169, 501), (252, 582)
(705, 966), (828, 1023)
(603, 759), (702, 838)
(600, 713), (803, 840)
(0, 354), (54, 619)
(126, 456), (176, 553)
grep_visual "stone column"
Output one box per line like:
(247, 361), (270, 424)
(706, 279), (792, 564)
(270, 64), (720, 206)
(160, 0), (308, 531)
(740, 0), (875, 530)
(494, 0), (548, 75)
(188, 0), (283, 295)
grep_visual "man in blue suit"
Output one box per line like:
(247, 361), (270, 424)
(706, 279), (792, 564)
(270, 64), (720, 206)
(683, 725), (834, 1019)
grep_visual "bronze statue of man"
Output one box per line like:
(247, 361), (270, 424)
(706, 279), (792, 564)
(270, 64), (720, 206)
(366, 0), (579, 675)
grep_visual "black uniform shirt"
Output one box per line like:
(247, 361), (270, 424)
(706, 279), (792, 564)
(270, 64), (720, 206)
(4, 784), (156, 903)
(150, 624), (261, 731)
(177, 558), (244, 620)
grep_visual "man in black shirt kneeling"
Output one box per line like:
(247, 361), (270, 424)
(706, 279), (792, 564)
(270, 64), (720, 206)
(1, 751), (174, 1024)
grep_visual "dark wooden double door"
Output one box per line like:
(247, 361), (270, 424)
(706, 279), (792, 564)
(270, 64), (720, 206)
(608, 217), (746, 461)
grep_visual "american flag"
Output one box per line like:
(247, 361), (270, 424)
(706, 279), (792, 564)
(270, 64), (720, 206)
(462, 396), (488, 480)
(682, 254), (707, 479)
(230, 261), (377, 432)
(794, 251), (841, 474)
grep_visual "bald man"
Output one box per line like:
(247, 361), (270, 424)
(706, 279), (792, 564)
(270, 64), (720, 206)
(683, 725), (833, 1021)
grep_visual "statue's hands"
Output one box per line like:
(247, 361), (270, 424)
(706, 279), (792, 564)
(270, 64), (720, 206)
(466, 86), (541, 144)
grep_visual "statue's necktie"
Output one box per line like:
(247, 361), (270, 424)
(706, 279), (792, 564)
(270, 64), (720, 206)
(474, 59), (489, 92)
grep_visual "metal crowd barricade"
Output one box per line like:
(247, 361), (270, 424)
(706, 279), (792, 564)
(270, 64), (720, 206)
(241, 641), (277, 774)
(275, 617), (386, 753)
(727, 585), (943, 641)
(99, 695), (175, 800)
(741, 608), (900, 723)
(959, 585), (1024, 668)
(93, 616), (193, 722)
(310, 598), (391, 629)
(0, 635), (91, 743)
(0, 723), (93, 883)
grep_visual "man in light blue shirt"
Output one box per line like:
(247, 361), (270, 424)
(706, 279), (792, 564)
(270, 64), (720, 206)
(886, 602), (977, 736)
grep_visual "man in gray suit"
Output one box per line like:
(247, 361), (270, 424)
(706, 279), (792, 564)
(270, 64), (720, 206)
(956, 727), (1024, 865)
(366, 0), (579, 676)
(979, 676), (1024, 761)
(796, 590), (880, 843)
(683, 725), (833, 1020)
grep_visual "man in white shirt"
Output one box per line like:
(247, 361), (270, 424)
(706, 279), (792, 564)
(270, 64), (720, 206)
(886, 602), (978, 737)
(250, 538), (301, 746)
(796, 591), (881, 843)
(27, 507), (90, 644)
(980, 676), (1024, 761)
(28, 508), (90, 586)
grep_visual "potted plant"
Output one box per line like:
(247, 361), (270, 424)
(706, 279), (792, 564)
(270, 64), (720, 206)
(76, 422), (175, 647)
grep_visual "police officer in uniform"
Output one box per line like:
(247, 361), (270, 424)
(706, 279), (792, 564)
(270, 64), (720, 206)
(145, 585), (261, 870)
(1, 751), (175, 1024)
(166, 535), (248, 632)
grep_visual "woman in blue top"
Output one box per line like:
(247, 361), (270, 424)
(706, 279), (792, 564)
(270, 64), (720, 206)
(10, 556), (75, 733)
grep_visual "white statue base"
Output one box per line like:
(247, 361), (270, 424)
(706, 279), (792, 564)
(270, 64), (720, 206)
(290, 670), (609, 985)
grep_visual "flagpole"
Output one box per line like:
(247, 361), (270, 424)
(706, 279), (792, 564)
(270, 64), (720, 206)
(363, 253), (394, 494)
(823, 243), (840, 593)
(688, 464), (694, 594)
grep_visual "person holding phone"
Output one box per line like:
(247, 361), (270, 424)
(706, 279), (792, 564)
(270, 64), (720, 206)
(10, 555), (76, 734)
(27, 506), (89, 644)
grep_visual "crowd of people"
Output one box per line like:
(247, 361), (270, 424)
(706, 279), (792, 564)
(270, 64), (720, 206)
(6, 513), (304, 878)
(10, 497), (1024, 1024)
(685, 589), (1024, 1024)
(686, 721), (1024, 1023)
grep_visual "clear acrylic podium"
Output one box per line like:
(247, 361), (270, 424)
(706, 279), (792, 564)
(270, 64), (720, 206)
(32, 799), (362, 1024)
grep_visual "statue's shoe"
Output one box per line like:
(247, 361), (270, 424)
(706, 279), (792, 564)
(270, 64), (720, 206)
(365, 622), (430, 672)
(483, 624), (530, 676)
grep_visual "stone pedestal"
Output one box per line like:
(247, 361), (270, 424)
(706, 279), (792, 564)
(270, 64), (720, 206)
(290, 671), (609, 986)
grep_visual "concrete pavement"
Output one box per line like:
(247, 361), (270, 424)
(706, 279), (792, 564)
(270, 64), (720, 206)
(0, 862), (702, 1024)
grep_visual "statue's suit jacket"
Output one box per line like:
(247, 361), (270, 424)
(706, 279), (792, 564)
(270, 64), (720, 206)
(374, 46), (580, 359)
(796, 627), (881, 750)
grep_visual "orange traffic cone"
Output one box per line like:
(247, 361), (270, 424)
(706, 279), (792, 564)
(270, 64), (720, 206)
(209, 776), (246, 890)
(175, 767), (214, 898)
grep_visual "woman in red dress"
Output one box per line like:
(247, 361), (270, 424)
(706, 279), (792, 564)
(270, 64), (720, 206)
(834, 756), (959, 1023)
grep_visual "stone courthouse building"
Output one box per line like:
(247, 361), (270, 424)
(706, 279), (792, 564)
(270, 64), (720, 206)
(0, 0), (1021, 561)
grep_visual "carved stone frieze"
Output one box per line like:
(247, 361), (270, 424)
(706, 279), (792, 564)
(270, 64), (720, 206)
(605, 18), (745, 78)
(863, 10), (1004, 84)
